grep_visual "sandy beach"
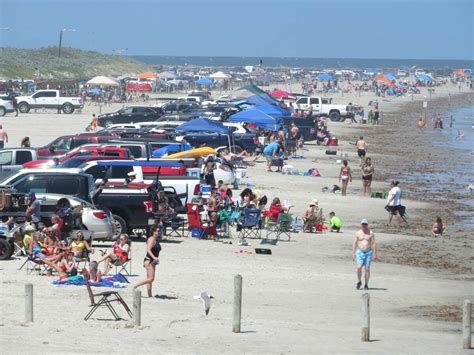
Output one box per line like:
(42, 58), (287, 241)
(0, 80), (473, 353)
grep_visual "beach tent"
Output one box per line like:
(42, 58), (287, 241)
(87, 88), (103, 95)
(87, 76), (119, 86)
(176, 117), (230, 134)
(256, 103), (291, 116)
(416, 73), (433, 82)
(384, 73), (398, 81)
(195, 77), (213, 85)
(317, 73), (336, 81)
(137, 72), (158, 79)
(228, 109), (283, 131)
(374, 75), (395, 87)
(209, 71), (231, 79)
(152, 143), (192, 158)
(270, 89), (291, 99)
(246, 95), (275, 106)
(453, 69), (470, 77)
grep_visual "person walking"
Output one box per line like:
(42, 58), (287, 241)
(338, 160), (352, 196)
(0, 125), (8, 148)
(385, 181), (406, 226)
(133, 225), (161, 298)
(361, 157), (374, 196)
(352, 219), (378, 290)
(9, 94), (18, 117)
(356, 136), (367, 165)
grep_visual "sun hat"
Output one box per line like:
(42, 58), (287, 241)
(360, 219), (369, 225)
(309, 199), (318, 206)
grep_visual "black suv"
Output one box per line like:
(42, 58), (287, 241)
(161, 101), (199, 115)
(98, 106), (164, 127)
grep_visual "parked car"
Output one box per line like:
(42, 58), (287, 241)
(97, 106), (164, 128)
(160, 101), (200, 115)
(0, 148), (38, 179)
(0, 96), (15, 116)
(15, 90), (83, 114)
(36, 134), (116, 157)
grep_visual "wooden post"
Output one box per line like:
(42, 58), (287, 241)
(233, 274), (243, 333)
(361, 292), (370, 342)
(133, 289), (141, 327)
(463, 300), (472, 349)
(25, 283), (33, 323)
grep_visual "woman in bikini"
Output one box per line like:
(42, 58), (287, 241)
(339, 160), (352, 196)
(361, 157), (375, 196)
(70, 231), (93, 258)
(133, 225), (161, 298)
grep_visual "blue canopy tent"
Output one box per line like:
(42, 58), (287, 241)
(365, 68), (377, 75)
(246, 94), (280, 106)
(228, 109), (283, 131)
(88, 88), (103, 95)
(176, 117), (233, 152)
(256, 103), (291, 116)
(384, 73), (398, 81)
(317, 73), (336, 81)
(195, 77), (213, 85)
(416, 73), (433, 82)
(152, 143), (192, 158)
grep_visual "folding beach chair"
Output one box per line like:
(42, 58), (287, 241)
(187, 203), (216, 239)
(82, 269), (132, 321)
(238, 208), (262, 240)
(18, 254), (49, 275)
(266, 213), (292, 241)
(218, 207), (233, 239)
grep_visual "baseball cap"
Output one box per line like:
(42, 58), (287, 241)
(360, 219), (369, 225)
(28, 191), (36, 199)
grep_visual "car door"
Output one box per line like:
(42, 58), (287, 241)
(0, 150), (13, 179)
(48, 137), (73, 156)
(309, 97), (321, 114)
(118, 107), (133, 123)
(295, 97), (309, 110)
(30, 91), (46, 108)
(6, 150), (33, 177)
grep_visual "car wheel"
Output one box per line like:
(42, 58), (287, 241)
(329, 111), (341, 122)
(104, 119), (114, 128)
(62, 103), (74, 114)
(18, 102), (30, 113)
(0, 107), (6, 117)
(0, 238), (12, 260)
(112, 214), (127, 238)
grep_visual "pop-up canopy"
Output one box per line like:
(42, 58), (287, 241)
(176, 117), (230, 134)
(228, 109), (283, 131)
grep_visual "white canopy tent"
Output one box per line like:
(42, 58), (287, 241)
(209, 71), (231, 79)
(87, 76), (119, 86)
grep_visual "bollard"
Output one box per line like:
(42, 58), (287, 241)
(133, 289), (141, 327)
(361, 293), (370, 342)
(463, 300), (472, 349)
(233, 274), (243, 333)
(25, 283), (33, 323)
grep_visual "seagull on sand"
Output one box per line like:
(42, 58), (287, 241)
(194, 291), (213, 315)
(456, 129), (464, 140)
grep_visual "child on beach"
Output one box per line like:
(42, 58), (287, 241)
(431, 217), (447, 237)
(86, 114), (97, 132)
(329, 212), (342, 232)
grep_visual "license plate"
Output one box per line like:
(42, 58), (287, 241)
(148, 217), (156, 225)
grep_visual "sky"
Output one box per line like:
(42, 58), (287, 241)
(0, 0), (472, 60)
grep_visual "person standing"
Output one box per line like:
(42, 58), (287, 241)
(9, 94), (18, 117)
(0, 125), (8, 148)
(133, 225), (161, 298)
(26, 191), (41, 224)
(338, 160), (352, 196)
(361, 157), (374, 196)
(356, 136), (367, 165)
(352, 219), (378, 290)
(385, 181), (406, 226)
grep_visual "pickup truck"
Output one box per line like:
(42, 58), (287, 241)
(16, 90), (84, 114)
(290, 96), (353, 122)
(0, 148), (38, 179)
(37, 133), (116, 157)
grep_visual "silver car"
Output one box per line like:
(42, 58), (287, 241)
(35, 193), (114, 241)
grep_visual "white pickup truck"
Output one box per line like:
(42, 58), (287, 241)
(290, 96), (354, 122)
(16, 90), (84, 114)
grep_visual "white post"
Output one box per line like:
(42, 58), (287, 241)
(133, 289), (141, 327)
(233, 274), (243, 333)
(25, 283), (33, 323)
(361, 292), (370, 342)
(463, 300), (472, 349)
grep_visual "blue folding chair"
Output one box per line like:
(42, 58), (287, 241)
(238, 208), (262, 240)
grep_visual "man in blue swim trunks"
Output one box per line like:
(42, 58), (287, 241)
(351, 219), (378, 290)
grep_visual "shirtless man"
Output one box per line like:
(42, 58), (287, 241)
(352, 219), (378, 290)
(356, 136), (367, 165)
(0, 125), (8, 149)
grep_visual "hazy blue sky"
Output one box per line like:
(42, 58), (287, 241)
(0, 0), (472, 59)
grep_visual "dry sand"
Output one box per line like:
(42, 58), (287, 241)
(0, 80), (472, 353)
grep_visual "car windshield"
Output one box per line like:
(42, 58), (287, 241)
(58, 158), (88, 168)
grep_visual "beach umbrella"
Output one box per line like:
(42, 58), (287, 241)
(87, 76), (119, 86)
(269, 89), (291, 99)
(137, 71), (158, 79)
(195, 77), (213, 85)
(317, 73), (336, 81)
(374, 75), (395, 87)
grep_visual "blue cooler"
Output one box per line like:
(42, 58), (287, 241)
(192, 228), (206, 239)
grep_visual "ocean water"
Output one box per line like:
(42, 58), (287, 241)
(132, 55), (474, 70)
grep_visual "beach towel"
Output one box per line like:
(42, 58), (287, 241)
(51, 274), (128, 288)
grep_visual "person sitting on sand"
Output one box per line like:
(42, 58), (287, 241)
(303, 199), (319, 231)
(431, 217), (447, 237)
(329, 212), (342, 232)
(417, 118), (426, 128)
(84, 261), (102, 283)
(98, 234), (130, 275)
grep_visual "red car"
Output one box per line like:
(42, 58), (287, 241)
(36, 133), (117, 157)
(24, 146), (130, 169)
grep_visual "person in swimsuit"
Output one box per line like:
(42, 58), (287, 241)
(431, 217), (447, 237)
(338, 160), (352, 196)
(98, 234), (130, 275)
(29, 232), (64, 273)
(361, 157), (375, 196)
(70, 231), (93, 258)
(133, 225), (162, 298)
(356, 136), (367, 165)
(351, 219), (378, 290)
